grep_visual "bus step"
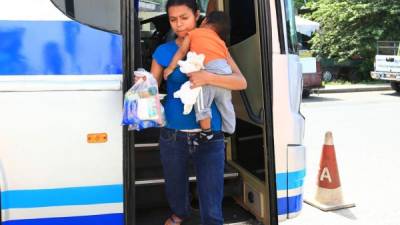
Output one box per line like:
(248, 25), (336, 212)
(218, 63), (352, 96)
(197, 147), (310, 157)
(135, 164), (239, 186)
(136, 175), (243, 209)
(134, 147), (161, 169)
(134, 143), (159, 148)
(134, 138), (232, 169)
(134, 139), (231, 149)
(134, 128), (160, 144)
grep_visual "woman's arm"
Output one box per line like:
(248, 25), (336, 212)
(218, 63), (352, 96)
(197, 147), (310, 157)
(150, 59), (164, 86)
(167, 36), (190, 72)
(187, 53), (247, 90)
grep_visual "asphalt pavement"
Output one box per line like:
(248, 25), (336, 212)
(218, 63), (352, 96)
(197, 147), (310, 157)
(287, 89), (400, 225)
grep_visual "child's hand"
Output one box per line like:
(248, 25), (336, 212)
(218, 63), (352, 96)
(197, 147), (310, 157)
(163, 67), (174, 80)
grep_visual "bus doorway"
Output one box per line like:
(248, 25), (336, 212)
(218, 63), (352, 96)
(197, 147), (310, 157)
(134, 0), (277, 224)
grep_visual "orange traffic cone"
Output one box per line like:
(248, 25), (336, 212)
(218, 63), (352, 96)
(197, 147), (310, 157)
(304, 131), (355, 211)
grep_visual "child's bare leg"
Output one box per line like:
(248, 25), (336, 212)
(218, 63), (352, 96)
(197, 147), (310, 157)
(199, 118), (211, 130)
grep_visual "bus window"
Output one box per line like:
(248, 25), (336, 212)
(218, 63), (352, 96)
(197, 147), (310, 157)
(51, 0), (121, 34)
(284, 0), (298, 54)
(137, 0), (209, 70)
(228, 0), (257, 46)
(227, 0), (263, 123)
(137, 0), (167, 70)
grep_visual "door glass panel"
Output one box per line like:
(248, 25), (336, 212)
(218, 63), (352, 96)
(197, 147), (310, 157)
(227, 0), (263, 123)
(138, 0), (169, 70)
(284, 0), (298, 53)
(137, 0), (209, 70)
(226, 0), (266, 181)
(229, 0), (256, 46)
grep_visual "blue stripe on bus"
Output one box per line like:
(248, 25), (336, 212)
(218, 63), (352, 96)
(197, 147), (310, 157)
(1, 171), (304, 209)
(0, 20), (122, 75)
(1, 184), (123, 209)
(277, 194), (303, 215)
(3, 213), (123, 225)
(276, 169), (305, 190)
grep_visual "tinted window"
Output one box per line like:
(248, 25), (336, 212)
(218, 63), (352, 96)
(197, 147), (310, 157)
(138, 0), (209, 70)
(51, 0), (121, 34)
(284, 0), (298, 53)
(228, 0), (256, 45)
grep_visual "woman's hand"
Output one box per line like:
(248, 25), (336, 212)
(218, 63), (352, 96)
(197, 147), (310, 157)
(187, 70), (212, 88)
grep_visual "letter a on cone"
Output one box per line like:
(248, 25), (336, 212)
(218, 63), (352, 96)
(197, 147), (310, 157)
(304, 132), (355, 211)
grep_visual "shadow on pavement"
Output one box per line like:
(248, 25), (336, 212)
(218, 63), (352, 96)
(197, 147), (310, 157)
(381, 92), (400, 97)
(302, 96), (342, 103)
(332, 208), (357, 220)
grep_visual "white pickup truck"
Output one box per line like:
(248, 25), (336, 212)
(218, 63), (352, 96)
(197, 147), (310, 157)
(370, 41), (400, 92)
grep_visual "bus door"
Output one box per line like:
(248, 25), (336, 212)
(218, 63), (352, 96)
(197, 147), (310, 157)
(134, 0), (280, 224)
(134, 0), (278, 224)
(222, 0), (278, 224)
(218, 0), (305, 222)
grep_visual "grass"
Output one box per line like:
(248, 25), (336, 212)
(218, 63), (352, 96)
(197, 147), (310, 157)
(324, 79), (388, 86)
(323, 80), (351, 86)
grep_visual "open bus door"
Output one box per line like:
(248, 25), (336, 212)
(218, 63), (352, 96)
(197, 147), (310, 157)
(43, 0), (305, 224)
(132, 1), (278, 224)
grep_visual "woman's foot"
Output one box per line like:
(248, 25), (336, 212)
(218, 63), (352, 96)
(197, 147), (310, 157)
(164, 214), (183, 225)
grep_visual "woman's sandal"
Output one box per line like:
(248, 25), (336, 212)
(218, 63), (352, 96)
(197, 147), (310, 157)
(164, 214), (183, 225)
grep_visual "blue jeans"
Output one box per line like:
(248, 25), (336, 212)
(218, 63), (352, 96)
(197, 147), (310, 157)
(159, 127), (225, 225)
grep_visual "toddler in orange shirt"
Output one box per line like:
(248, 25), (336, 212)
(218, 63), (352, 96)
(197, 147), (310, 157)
(164, 11), (235, 142)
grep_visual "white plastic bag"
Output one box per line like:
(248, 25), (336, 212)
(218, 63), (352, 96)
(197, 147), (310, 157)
(122, 69), (165, 131)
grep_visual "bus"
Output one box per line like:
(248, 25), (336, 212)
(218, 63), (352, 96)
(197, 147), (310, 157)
(0, 0), (305, 224)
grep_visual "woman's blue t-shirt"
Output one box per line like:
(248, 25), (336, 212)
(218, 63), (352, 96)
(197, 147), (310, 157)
(153, 41), (222, 131)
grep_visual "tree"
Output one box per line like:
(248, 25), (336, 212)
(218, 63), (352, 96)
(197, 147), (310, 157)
(305, 0), (400, 78)
(294, 0), (306, 10)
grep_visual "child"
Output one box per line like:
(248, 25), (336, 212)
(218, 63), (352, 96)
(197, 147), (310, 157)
(163, 11), (235, 142)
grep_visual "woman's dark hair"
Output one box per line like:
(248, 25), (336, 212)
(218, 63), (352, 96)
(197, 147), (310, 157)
(205, 11), (230, 42)
(165, 0), (198, 15)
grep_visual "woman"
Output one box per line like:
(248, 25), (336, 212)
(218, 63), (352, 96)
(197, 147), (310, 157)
(150, 0), (247, 224)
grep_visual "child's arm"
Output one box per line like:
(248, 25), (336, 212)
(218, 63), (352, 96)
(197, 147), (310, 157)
(163, 35), (191, 79)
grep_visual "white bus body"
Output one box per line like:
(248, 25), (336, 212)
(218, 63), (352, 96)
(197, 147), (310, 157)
(0, 0), (124, 224)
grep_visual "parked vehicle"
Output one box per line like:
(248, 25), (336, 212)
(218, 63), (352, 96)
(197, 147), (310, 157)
(320, 56), (364, 82)
(299, 49), (323, 97)
(0, 0), (305, 224)
(295, 16), (323, 98)
(370, 41), (400, 92)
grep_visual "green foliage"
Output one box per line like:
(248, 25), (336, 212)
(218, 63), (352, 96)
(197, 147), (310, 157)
(294, 0), (306, 9)
(305, 0), (400, 77)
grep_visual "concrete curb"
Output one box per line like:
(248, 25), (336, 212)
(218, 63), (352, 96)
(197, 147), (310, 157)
(315, 85), (392, 94)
